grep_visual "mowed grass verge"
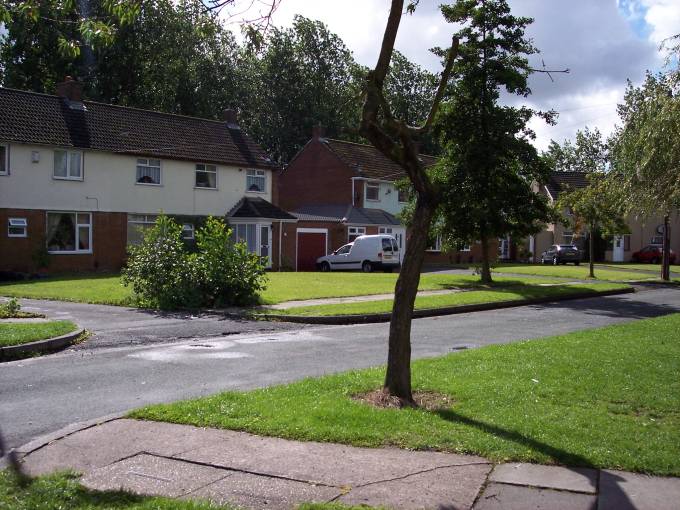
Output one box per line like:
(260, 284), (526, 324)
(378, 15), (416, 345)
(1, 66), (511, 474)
(265, 282), (630, 316)
(491, 263), (658, 281)
(0, 320), (78, 347)
(132, 313), (680, 476)
(0, 470), (233, 510)
(0, 272), (563, 307)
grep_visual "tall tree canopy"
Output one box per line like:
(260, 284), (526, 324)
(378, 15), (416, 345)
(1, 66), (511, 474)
(544, 127), (609, 173)
(433, 0), (554, 283)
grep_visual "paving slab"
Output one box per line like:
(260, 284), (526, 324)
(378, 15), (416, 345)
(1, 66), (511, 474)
(474, 482), (597, 510)
(339, 464), (492, 510)
(177, 430), (489, 487)
(490, 463), (597, 493)
(598, 469), (680, 510)
(184, 471), (342, 510)
(80, 453), (229, 498)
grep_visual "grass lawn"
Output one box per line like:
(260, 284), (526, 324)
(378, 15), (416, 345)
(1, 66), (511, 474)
(0, 320), (78, 347)
(596, 263), (680, 273)
(132, 313), (680, 476)
(0, 470), (233, 510)
(0, 272), (564, 307)
(266, 282), (630, 317)
(491, 263), (657, 281)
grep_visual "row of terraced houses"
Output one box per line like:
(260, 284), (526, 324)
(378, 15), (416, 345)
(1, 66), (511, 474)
(1, 78), (678, 275)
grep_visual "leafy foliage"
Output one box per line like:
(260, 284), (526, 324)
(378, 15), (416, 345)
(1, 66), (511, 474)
(121, 214), (266, 309)
(544, 127), (609, 173)
(433, 0), (555, 282)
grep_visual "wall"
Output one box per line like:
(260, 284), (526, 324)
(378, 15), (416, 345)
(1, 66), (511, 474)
(276, 139), (355, 211)
(605, 213), (680, 261)
(361, 179), (408, 216)
(0, 142), (272, 217)
(0, 208), (127, 273)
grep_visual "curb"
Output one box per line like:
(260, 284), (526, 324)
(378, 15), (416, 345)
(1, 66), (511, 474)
(13, 412), (127, 457)
(0, 328), (86, 361)
(251, 287), (636, 325)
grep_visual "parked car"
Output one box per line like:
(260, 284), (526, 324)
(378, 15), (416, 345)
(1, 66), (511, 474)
(316, 235), (401, 272)
(631, 245), (677, 264)
(540, 244), (581, 265)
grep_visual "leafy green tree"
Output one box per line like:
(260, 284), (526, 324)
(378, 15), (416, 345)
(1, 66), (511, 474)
(556, 174), (629, 278)
(610, 72), (679, 280)
(433, 0), (554, 283)
(544, 127), (609, 173)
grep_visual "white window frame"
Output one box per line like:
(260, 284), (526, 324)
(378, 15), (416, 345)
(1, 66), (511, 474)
(0, 144), (8, 175)
(195, 163), (218, 189)
(46, 211), (92, 254)
(53, 149), (83, 181)
(182, 223), (195, 240)
(246, 169), (266, 193)
(461, 244), (471, 252)
(348, 226), (366, 242)
(427, 235), (442, 252)
(365, 181), (380, 201)
(135, 158), (162, 186)
(8, 217), (27, 238)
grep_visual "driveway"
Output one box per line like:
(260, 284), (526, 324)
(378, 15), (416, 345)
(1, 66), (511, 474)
(2, 285), (679, 450)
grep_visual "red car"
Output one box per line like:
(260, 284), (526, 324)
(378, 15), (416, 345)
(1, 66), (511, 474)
(631, 245), (677, 264)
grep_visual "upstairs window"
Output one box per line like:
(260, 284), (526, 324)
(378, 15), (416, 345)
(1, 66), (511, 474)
(0, 144), (7, 175)
(8, 218), (27, 237)
(366, 182), (380, 201)
(54, 150), (83, 180)
(246, 169), (266, 193)
(195, 163), (217, 189)
(182, 223), (195, 240)
(398, 187), (410, 203)
(136, 158), (161, 185)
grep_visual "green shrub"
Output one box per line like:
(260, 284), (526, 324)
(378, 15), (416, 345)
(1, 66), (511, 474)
(0, 298), (21, 318)
(122, 214), (267, 309)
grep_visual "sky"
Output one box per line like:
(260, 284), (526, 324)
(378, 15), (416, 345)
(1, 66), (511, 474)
(223, 0), (679, 151)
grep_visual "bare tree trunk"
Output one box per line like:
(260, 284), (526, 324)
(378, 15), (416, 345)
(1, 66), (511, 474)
(589, 225), (595, 278)
(662, 214), (671, 281)
(384, 197), (434, 403)
(479, 236), (493, 284)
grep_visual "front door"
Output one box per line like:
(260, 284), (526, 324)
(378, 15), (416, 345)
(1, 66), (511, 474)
(260, 225), (271, 268)
(613, 235), (624, 262)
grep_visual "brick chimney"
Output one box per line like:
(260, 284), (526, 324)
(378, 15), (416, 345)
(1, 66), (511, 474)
(312, 124), (325, 141)
(223, 108), (239, 128)
(56, 76), (83, 102)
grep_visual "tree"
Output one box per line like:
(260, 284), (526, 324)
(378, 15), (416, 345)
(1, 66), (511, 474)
(359, 0), (459, 404)
(544, 127), (609, 174)
(556, 173), (628, 278)
(433, 0), (554, 284)
(611, 72), (680, 281)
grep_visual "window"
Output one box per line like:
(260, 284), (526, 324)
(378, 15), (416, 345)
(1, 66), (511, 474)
(427, 235), (442, 252)
(195, 163), (217, 188)
(8, 217), (27, 237)
(136, 158), (161, 185)
(563, 231), (574, 245)
(0, 144), (7, 175)
(246, 169), (266, 193)
(461, 244), (471, 252)
(233, 223), (258, 253)
(381, 238), (393, 252)
(397, 187), (410, 203)
(182, 223), (194, 240)
(365, 182), (380, 201)
(47, 212), (91, 253)
(54, 150), (83, 180)
(336, 244), (352, 255)
(348, 226), (365, 242)
(127, 214), (157, 245)
(651, 235), (663, 245)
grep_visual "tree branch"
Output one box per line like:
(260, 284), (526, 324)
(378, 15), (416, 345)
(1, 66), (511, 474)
(416, 36), (459, 133)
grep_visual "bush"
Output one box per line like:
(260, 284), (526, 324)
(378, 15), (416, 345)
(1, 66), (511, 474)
(122, 214), (267, 309)
(0, 298), (21, 318)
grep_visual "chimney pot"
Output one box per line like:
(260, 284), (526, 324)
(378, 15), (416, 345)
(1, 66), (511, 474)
(56, 76), (83, 102)
(223, 108), (239, 127)
(312, 124), (325, 140)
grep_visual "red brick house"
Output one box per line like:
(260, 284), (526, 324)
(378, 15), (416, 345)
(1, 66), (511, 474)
(276, 128), (490, 270)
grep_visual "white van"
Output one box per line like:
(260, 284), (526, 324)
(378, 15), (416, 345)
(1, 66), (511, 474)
(316, 234), (401, 272)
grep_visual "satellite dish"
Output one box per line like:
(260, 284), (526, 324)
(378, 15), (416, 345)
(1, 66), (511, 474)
(656, 224), (665, 235)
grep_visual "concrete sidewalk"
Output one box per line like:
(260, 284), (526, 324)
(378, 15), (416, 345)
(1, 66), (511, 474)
(16, 418), (680, 509)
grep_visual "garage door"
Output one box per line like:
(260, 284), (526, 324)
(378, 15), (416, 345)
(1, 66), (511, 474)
(297, 231), (327, 271)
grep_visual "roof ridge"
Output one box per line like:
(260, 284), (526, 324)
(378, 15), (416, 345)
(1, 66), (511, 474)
(325, 137), (438, 159)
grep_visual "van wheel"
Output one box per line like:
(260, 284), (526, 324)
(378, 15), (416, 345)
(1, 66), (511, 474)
(320, 262), (331, 272)
(362, 261), (373, 273)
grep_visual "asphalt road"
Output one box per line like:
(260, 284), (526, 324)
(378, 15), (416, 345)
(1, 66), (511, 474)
(2, 285), (679, 449)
